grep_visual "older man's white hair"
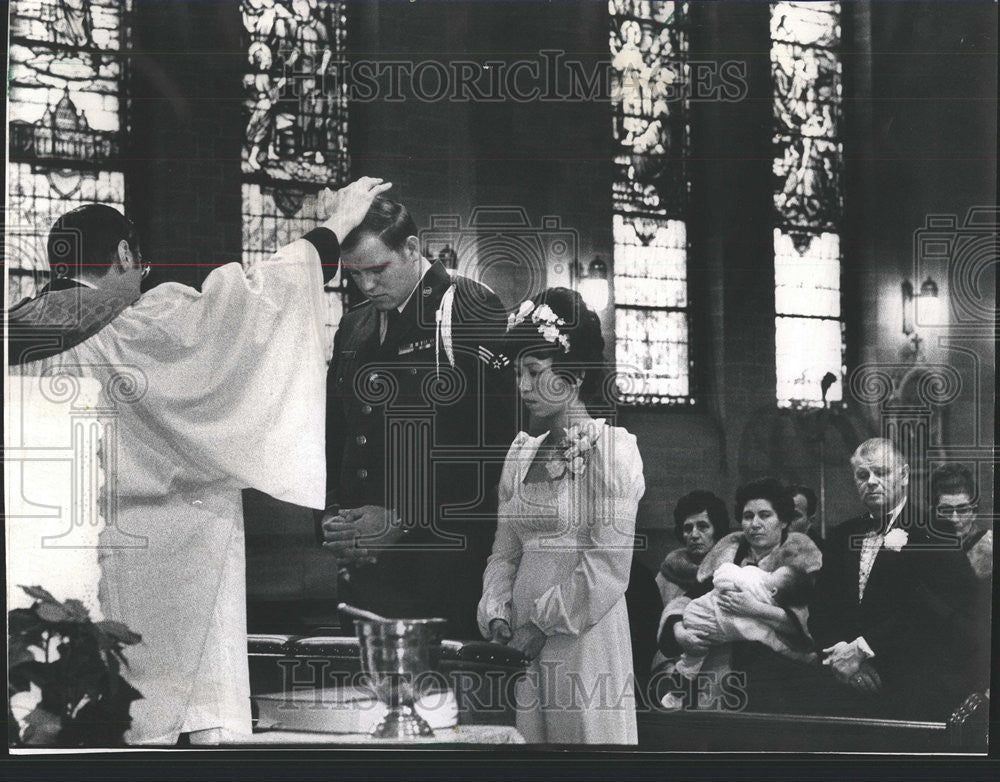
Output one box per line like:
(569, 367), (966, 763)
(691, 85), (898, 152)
(850, 437), (907, 467)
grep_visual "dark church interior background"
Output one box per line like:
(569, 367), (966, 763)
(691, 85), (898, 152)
(6, 0), (996, 632)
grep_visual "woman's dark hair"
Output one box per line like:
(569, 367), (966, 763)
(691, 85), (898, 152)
(672, 490), (730, 543)
(47, 204), (139, 278)
(931, 463), (976, 504)
(735, 477), (796, 527)
(340, 196), (418, 253)
(504, 287), (607, 404)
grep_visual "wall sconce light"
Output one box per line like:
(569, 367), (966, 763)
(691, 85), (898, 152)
(579, 256), (610, 312)
(901, 275), (939, 354)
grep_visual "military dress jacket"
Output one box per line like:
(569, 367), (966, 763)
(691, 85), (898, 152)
(325, 260), (515, 636)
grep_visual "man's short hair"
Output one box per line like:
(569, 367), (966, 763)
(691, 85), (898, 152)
(850, 437), (906, 467)
(47, 204), (138, 279)
(931, 463), (976, 504)
(788, 484), (818, 517)
(340, 196), (417, 253)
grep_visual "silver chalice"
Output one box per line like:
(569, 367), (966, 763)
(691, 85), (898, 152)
(342, 604), (447, 739)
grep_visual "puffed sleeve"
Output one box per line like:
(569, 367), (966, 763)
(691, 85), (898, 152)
(528, 426), (644, 637)
(476, 433), (530, 638)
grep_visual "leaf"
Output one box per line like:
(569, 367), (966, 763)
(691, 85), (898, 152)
(62, 600), (91, 623)
(94, 621), (142, 646)
(21, 707), (63, 746)
(19, 585), (59, 603)
(9, 661), (53, 692)
(36, 602), (71, 623)
(8, 607), (44, 636)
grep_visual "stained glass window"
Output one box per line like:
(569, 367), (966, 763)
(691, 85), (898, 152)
(6, 0), (131, 305)
(610, 0), (692, 405)
(771, 1), (845, 407)
(240, 0), (350, 360)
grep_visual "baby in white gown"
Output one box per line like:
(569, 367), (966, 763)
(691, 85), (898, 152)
(675, 562), (811, 678)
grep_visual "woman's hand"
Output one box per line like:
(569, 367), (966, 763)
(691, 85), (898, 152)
(673, 622), (710, 655)
(320, 177), (393, 242)
(488, 618), (513, 645)
(715, 587), (764, 618)
(508, 623), (547, 661)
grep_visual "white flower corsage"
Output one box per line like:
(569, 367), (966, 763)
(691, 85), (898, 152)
(882, 528), (909, 552)
(543, 419), (604, 480)
(506, 300), (571, 353)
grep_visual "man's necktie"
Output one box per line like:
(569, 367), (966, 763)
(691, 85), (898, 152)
(382, 308), (402, 345)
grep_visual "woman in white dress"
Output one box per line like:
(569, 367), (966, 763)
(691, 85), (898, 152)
(477, 288), (645, 744)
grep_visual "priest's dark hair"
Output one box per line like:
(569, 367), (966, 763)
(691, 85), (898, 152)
(340, 195), (418, 253)
(47, 204), (140, 280)
(504, 287), (608, 407)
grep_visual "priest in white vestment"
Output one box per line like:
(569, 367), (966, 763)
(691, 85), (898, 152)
(6, 177), (391, 745)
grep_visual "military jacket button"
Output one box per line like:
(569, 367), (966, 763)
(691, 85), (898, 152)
(357, 468), (369, 480)
(361, 405), (373, 415)
(409, 368), (417, 376)
(355, 435), (367, 446)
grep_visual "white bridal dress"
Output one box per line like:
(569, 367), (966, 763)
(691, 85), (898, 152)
(478, 422), (644, 744)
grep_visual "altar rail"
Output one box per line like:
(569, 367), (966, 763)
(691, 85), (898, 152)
(637, 694), (988, 753)
(247, 635), (988, 750)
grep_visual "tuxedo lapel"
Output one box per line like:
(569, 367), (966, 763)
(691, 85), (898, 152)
(859, 545), (900, 608)
(841, 516), (867, 603)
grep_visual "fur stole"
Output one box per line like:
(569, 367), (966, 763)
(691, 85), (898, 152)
(659, 548), (701, 591)
(696, 531), (823, 588)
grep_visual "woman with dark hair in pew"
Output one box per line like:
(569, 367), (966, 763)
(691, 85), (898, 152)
(657, 478), (826, 713)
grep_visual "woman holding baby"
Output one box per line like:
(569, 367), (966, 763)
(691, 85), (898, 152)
(657, 477), (823, 712)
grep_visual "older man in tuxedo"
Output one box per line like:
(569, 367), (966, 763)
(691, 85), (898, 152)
(809, 438), (980, 720)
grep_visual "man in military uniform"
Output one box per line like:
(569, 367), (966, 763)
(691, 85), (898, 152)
(321, 196), (515, 638)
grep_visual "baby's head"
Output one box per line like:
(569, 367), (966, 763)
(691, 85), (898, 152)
(766, 565), (810, 607)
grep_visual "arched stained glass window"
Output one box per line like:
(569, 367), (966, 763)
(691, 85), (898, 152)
(609, 0), (692, 405)
(771, 1), (845, 407)
(6, 0), (132, 305)
(239, 0), (349, 359)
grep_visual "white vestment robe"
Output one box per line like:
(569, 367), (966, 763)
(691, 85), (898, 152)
(9, 238), (328, 745)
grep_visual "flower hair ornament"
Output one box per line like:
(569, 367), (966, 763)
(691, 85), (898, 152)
(507, 300), (571, 354)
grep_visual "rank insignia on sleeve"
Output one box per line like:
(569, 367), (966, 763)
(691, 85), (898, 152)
(478, 345), (510, 370)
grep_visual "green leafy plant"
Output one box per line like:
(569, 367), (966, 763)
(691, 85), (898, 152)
(8, 585), (143, 747)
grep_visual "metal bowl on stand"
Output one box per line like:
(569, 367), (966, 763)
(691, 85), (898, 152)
(344, 604), (447, 739)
